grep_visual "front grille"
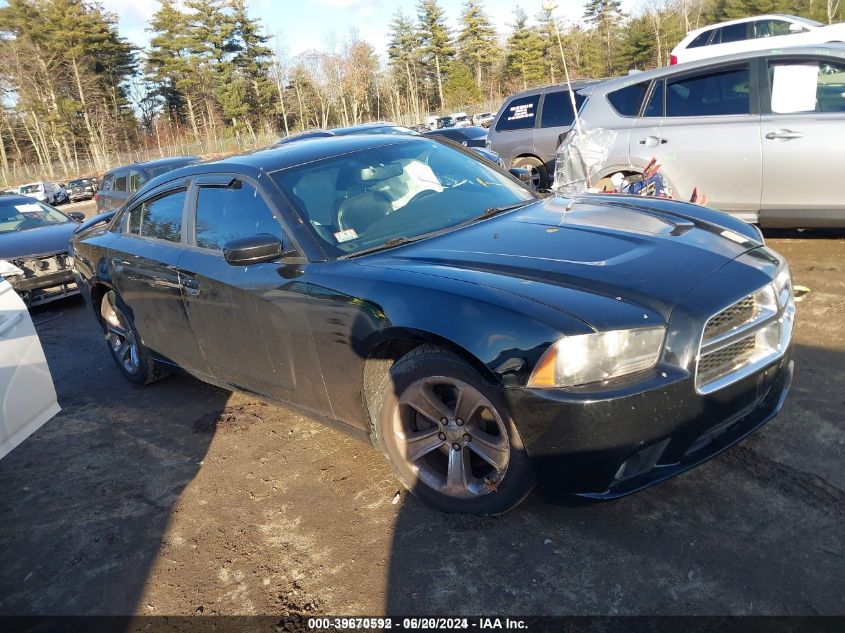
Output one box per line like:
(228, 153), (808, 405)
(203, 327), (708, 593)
(697, 336), (756, 386)
(703, 295), (756, 339)
(695, 279), (794, 394)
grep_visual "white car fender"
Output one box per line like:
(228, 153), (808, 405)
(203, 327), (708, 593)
(0, 279), (60, 460)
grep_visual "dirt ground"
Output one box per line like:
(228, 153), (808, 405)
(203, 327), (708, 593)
(0, 211), (843, 616)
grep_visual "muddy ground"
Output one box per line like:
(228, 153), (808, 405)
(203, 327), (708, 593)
(0, 208), (843, 616)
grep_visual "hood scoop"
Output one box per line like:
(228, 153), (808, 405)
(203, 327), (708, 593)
(558, 202), (695, 237)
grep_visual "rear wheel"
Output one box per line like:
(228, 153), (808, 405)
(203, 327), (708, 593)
(371, 345), (535, 514)
(512, 156), (549, 190)
(99, 290), (169, 385)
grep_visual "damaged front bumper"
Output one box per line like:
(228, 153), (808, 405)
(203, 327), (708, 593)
(503, 348), (793, 500)
(3, 252), (79, 307)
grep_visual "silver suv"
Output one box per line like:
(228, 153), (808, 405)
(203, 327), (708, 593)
(573, 44), (845, 228)
(488, 80), (600, 189)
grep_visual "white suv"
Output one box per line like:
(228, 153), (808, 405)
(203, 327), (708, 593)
(671, 14), (845, 65)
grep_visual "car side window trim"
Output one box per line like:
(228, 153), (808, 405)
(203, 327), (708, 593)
(183, 173), (300, 258)
(119, 179), (193, 245)
(661, 61), (760, 117)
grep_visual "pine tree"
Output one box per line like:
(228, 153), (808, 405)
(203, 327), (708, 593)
(503, 8), (546, 91)
(227, 0), (275, 137)
(387, 10), (423, 120)
(416, 0), (455, 110)
(456, 0), (499, 88)
(443, 61), (481, 107)
(584, 0), (624, 76)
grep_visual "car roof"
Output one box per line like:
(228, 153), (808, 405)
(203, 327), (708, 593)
(105, 155), (200, 176)
(504, 78), (603, 101)
(140, 134), (425, 192)
(587, 44), (845, 94)
(331, 122), (401, 135)
(687, 13), (813, 35)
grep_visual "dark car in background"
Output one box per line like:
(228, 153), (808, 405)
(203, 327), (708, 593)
(423, 125), (489, 148)
(0, 195), (85, 306)
(72, 135), (794, 515)
(96, 156), (200, 212)
(274, 122), (418, 146)
(67, 178), (98, 202)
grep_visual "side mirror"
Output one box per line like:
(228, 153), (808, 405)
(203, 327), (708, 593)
(223, 234), (283, 266)
(67, 211), (85, 222)
(788, 22), (804, 33)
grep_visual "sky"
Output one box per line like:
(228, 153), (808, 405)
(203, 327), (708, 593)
(101, 0), (637, 61)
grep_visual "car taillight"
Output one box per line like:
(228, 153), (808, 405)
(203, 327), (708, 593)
(670, 54), (678, 65)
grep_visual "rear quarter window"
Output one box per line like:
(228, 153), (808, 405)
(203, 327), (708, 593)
(495, 95), (540, 131)
(687, 30), (712, 49)
(606, 81), (649, 117)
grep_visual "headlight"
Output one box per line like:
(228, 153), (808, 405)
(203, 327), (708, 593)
(774, 261), (793, 308)
(528, 326), (665, 388)
(0, 259), (24, 278)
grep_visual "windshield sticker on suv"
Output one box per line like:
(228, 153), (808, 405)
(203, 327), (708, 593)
(334, 229), (358, 243)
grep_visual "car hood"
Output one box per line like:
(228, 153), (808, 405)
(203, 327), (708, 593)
(357, 195), (762, 330)
(0, 222), (76, 259)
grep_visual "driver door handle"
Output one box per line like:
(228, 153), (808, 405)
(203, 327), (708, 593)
(638, 136), (667, 147)
(180, 276), (200, 296)
(765, 129), (804, 141)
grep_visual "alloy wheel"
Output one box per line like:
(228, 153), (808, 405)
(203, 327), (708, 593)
(393, 376), (510, 499)
(100, 294), (140, 375)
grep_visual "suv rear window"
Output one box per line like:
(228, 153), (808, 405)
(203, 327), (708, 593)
(495, 95), (540, 131)
(540, 91), (587, 128)
(606, 81), (649, 117)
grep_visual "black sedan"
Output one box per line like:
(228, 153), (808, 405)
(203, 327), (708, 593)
(67, 178), (98, 202)
(71, 135), (795, 514)
(1, 195), (85, 306)
(423, 125), (488, 148)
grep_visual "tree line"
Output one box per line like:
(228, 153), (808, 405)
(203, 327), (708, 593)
(0, 0), (840, 184)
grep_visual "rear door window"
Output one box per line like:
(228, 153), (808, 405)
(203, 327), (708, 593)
(606, 81), (649, 117)
(129, 170), (147, 192)
(126, 189), (187, 242)
(754, 19), (794, 38)
(540, 90), (587, 127)
(714, 22), (749, 44)
(112, 171), (128, 193)
(194, 180), (282, 251)
(666, 65), (751, 117)
(495, 95), (540, 131)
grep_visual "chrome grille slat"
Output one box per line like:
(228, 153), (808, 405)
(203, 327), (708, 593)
(696, 280), (793, 395)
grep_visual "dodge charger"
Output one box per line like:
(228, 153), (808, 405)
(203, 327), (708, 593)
(70, 135), (795, 514)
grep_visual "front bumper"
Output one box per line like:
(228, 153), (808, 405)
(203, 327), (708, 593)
(7, 257), (79, 307)
(503, 348), (793, 499)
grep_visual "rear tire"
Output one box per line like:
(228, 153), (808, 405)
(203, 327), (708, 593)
(512, 156), (549, 190)
(99, 290), (170, 385)
(370, 345), (535, 515)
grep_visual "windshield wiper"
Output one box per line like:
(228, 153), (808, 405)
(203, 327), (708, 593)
(476, 200), (532, 220)
(344, 236), (419, 258)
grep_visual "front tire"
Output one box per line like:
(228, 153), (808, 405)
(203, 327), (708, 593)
(99, 290), (169, 385)
(371, 345), (535, 514)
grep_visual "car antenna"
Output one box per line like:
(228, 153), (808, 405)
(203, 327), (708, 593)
(543, 0), (591, 190)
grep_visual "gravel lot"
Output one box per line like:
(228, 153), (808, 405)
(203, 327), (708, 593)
(0, 205), (842, 616)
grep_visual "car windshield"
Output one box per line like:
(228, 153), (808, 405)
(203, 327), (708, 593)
(0, 199), (69, 234)
(272, 138), (534, 257)
(19, 184), (42, 194)
(68, 179), (90, 187)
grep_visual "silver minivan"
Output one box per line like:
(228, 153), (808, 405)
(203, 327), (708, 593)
(488, 80), (600, 189)
(572, 44), (845, 228)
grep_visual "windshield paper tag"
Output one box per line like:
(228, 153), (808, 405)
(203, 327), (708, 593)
(334, 229), (358, 243)
(15, 204), (42, 212)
